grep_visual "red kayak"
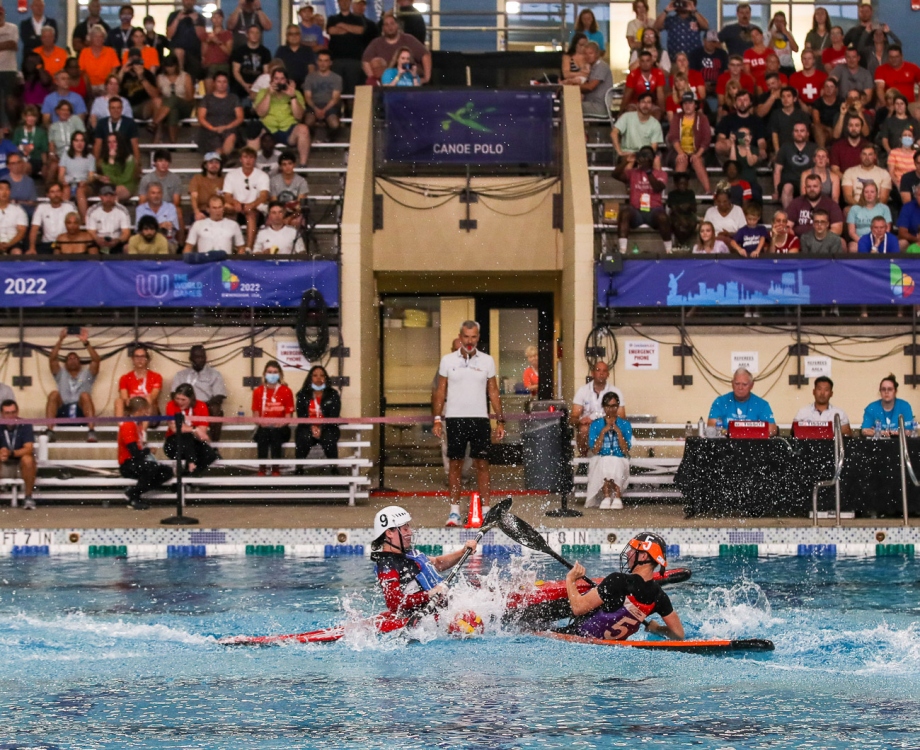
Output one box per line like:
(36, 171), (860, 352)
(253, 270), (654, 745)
(218, 567), (692, 646)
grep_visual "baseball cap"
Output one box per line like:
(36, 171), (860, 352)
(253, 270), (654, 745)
(204, 151), (222, 162)
(681, 92), (695, 102)
(99, 185), (115, 195)
(705, 30), (720, 42)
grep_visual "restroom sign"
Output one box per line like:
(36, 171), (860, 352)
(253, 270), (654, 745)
(625, 341), (659, 370)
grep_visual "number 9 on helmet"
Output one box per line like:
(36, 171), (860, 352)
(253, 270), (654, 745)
(372, 505), (412, 543)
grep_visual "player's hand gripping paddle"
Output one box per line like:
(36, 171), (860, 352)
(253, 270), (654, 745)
(407, 497), (513, 626)
(498, 512), (692, 588)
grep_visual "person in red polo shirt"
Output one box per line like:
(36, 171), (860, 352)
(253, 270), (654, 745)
(742, 28), (772, 85)
(164, 383), (218, 476)
(115, 345), (163, 417)
(622, 49), (667, 112)
(118, 396), (173, 510)
(790, 49), (827, 110)
(874, 46), (920, 115)
(821, 27), (847, 73)
(251, 360), (294, 476)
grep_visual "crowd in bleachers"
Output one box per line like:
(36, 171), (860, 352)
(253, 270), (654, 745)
(0, 0), (429, 256)
(570, 2), (920, 255)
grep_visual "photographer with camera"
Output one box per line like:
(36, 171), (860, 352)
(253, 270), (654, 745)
(382, 47), (420, 87)
(252, 67), (311, 168)
(166, 0), (207, 77)
(653, 0), (707, 62)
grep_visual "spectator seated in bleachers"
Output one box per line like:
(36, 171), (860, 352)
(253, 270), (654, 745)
(715, 89), (767, 166)
(56, 211), (96, 254)
(270, 150), (308, 216)
(842, 144), (891, 218)
(164, 383), (218, 477)
(862, 374), (914, 437)
(126, 214), (168, 255)
(252, 67), (312, 167)
(831, 46), (873, 103)
(788, 173), (844, 237)
(118, 44), (160, 123)
(255, 132), (279, 174)
(189, 153), (226, 222)
(14, 105), (50, 185)
(847, 181), (893, 252)
(85, 183), (132, 252)
(92, 137), (137, 208)
(900, 150), (920, 205)
(743, 28), (778, 92)
(143, 15), (169, 61)
(716, 55), (756, 112)
(136, 182), (182, 252)
(118, 396), (173, 510)
(274, 23), (315, 88)
(19, 53), (53, 122)
(223, 146), (269, 251)
(45, 327), (100, 442)
(92, 99), (141, 180)
(800, 208), (845, 254)
(718, 2), (757, 58)
(584, 391), (631, 510)
(303, 50), (343, 140)
(621, 49), (666, 115)
(722, 157), (761, 206)
(116, 345), (162, 418)
(811, 77), (842, 149)
(253, 200), (300, 254)
(857, 216), (900, 254)
(562, 33), (589, 84)
(298, 4), (326, 52)
(729, 203), (768, 258)
(294, 364), (341, 472)
(71, 0), (108, 55)
(703, 184), (746, 247)
(29, 181), (76, 254)
(6, 153), (38, 221)
(709, 368), (778, 436)
(692, 220), (729, 254)
(898, 183), (920, 250)
(768, 210), (800, 254)
(364, 56), (385, 86)
(666, 92), (710, 194)
(153, 56), (195, 144)
(613, 91), (663, 160)
(565, 41), (610, 119)
(875, 45), (920, 120)
(65, 56), (91, 102)
(829, 112), (870, 174)
(120, 26), (160, 71)
(171, 345), (227, 442)
(42, 70), (88, 128)
(362, 11), (430, 84)
(799, 148), (840, 204)
(570, 361), (624, 456)
(0, 399), (37, 510)
(572, 7), (605, 55)
(79, 26), (120, 97)
(0, 180), (29, 256)
(34, 23), (67, 77)
(105, 5), (135, 59)
(89, 75), (133, 129)
(381, 47), (421, 87)
(614, 145), (672, 254)
(138, 149), (182, 210)
(252, 360), (294, 476)
(789, 49), (827, 112)
(670, 52), (706, 101)
(629, 27), (669, 74)
(197, 71), (243, 158)
(821, 26), (847, 74)
(183, 194), (246, 254)
(666, 171), (697, 249)
(56, 130), (93, 219)
(773, 121), (817, 209)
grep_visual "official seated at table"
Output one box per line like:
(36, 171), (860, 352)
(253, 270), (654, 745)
(707, 368), (778, 437)
(792, 375), (852, 437)
(861, 374), (914, 437)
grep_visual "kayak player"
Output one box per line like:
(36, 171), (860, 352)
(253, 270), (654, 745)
(371, 505), (478, 615)
(562, 533), (685, 641)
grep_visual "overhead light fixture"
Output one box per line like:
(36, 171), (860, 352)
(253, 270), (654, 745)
(506, 1), (522, 15)
(415, 2), (430, 12)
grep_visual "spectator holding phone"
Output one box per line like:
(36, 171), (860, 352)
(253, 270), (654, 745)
(382, 47), (420, 87)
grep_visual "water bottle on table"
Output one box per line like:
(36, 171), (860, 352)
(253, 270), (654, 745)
(874, 419), (882, 439)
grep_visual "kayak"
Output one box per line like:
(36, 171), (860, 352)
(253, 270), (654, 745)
(218, 567), (692, 646)
(541, 632), (775, 653)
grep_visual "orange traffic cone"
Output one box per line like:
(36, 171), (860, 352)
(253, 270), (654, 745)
(464, 491), (483, 529)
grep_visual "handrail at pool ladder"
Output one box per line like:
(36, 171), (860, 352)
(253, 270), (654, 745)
(811, 413), (844, 527)
(897, 415), (917, 528)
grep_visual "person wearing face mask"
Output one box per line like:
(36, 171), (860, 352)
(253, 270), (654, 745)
(143, 16), (169, 61)
(251, 360), (293, 476)
(886, 128), (918, 194)
(294, 364), (341, 475)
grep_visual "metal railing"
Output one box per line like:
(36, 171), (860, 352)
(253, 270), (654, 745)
(898, 415), (917, 528)
(812, 413), (844, 527)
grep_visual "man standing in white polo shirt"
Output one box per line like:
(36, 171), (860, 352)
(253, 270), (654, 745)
(571, 361), (626, 456)
(432, 320), (505, 527)
(183, 194), (246, 254)
(793, 375), (852, 437)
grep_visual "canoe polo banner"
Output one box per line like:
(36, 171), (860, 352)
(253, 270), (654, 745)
(596, 258), (919, 307)
(383, 89), (555, 165)
(0, 259), (339, 308)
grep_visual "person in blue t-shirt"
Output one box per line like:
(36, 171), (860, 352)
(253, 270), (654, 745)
(857, 217), (900, 254)
(585, 392), (633, 510)
(708, 368), (778, 436)
(861, 374), (914, 437)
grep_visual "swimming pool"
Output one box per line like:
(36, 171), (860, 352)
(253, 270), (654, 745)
(2, 554), (919, 749)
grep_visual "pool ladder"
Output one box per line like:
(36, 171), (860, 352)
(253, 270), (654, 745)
(897, 415), (916, 528)
(811, 414), (844, 527)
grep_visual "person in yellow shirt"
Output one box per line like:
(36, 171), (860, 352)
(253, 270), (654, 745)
(34, 25), (68, 76)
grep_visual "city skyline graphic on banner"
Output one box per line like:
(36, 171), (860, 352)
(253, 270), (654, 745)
(666, 268), (812, 306)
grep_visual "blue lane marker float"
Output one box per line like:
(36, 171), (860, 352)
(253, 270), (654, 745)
(797, 544), (837, 557)
(324, 544), (364, 557)
(481, 544), (522, 557)
(11, 545), (50, 556)
(167, 545), (208, 558)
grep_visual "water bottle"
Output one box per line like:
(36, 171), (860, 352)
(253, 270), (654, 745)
(716, 418), (724, 437)
(685, 421), (693, 437)
(697, 417), (705, 437)
(874, 419), (882, 439)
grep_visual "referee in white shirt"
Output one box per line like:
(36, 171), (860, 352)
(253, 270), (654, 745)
(793, 376), (852, 436)
(432, 320), (505, 527)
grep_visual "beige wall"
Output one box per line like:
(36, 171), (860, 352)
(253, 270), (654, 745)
(373, 177), (561, 272)
(606, 325), (920, 426)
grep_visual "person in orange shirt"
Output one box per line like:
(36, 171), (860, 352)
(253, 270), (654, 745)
(78, 26), (121, 94)
(121, 27), (160, 71)
(34, 25), (68, 76)
(251, 360), (294, 476)
(523, 345), (539, 396)
(118, 396), (173, 510)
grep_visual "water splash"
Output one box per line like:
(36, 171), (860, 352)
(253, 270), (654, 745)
(0, 611), (214, 647)
(695, 579), (784, 639)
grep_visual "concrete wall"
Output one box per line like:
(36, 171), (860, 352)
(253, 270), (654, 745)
(372, 177), (561, 273)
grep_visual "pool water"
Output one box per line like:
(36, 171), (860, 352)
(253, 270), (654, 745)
(2, 553), (920, 749)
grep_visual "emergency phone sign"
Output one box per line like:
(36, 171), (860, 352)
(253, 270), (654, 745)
(625, 341), (659, 370)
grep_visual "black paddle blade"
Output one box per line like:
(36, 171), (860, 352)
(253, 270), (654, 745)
(481, 497), (513, 531)
(730, 638), (775, 651)
(499, 512), (558, 559)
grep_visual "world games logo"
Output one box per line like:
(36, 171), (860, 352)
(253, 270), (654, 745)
(222, 266), (240, 291)
(135, 273), (170, 299)
(891, 261), (915, 298)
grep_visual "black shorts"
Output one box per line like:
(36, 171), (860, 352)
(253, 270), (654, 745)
(445, 417), (491, 461)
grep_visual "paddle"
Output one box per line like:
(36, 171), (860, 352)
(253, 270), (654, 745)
(406, 496), (513, 626)
(498, 512), (692, 588)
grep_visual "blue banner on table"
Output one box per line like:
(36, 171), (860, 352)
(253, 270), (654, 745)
(384, 90), (554, 165)
(596, 258), (920, 307)
(0, 260), (339, 308)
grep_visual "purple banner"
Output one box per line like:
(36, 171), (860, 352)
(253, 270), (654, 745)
(596, 258), (919, 307)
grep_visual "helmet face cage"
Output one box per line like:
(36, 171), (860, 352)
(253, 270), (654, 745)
(620, 533), (668, 573)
